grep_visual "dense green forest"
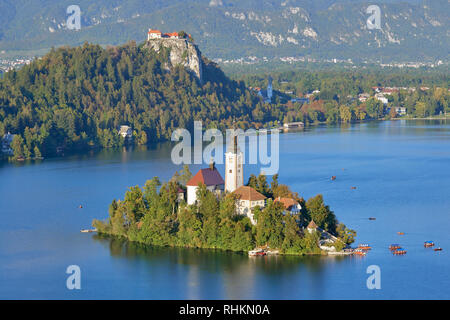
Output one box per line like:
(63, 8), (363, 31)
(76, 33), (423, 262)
(93, 169), (356, 254)
(0, 41), (270, 159)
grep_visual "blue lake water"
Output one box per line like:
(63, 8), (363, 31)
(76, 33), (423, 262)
(0, 120), (449, 299)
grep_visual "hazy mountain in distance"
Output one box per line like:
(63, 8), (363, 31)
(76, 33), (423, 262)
(0, 0), (447, 63)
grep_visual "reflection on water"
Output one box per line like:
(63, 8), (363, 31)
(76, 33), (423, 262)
(91, 235), (352, 299)
(94, 234), (334, 275)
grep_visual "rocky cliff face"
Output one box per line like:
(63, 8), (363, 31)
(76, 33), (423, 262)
(145, 38), (203, 84)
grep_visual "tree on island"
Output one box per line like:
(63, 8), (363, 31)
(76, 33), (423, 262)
(177, 165), (193, 186)
(254, 200), (284, 248)
(11, 135), (24, 160)
(336, 223), (356, 247)
(281, 214), (305, 254)
(389, 107), (398, 119)
(305, 194), (337, 234)
(33, 146), (42, 158)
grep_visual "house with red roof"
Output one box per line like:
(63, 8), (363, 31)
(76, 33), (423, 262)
(147, 29), (162, 40)
(382, 87), (399, 95)
(186, 163), (224, 205)
(164, 32), (180, 39)
(307, 220), (318, 233)
(233, 186), (266, 225)
(274, 197), (302, 215)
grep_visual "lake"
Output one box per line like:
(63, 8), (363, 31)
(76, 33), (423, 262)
(0, 120), (449, 299)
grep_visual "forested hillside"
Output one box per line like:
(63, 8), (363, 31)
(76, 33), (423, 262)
(0, 41), (269, 158)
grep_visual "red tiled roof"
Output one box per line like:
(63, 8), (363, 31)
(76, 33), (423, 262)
(148, 29), (162, 34)
(165, 32), (179, 37)
(274, 197), (299, 210)
(186, 168), (224, 186)
(233, 186), (266, 201)
(307, 220), (318, 229)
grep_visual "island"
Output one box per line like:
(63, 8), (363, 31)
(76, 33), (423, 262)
(93, 138), (356, 256)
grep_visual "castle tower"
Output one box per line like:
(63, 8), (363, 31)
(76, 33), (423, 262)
(225, 135), (243, 193)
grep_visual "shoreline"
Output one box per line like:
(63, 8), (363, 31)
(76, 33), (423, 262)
(3, 117), (448, 163)
(93, 231), (328, 257)
(390, 116), (449, 121)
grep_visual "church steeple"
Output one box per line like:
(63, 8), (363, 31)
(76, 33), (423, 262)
(225, 134), (243, 193)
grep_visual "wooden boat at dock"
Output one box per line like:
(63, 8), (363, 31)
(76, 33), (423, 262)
(357, 244), (371, 250)
(353, 249), (366, 256)
(80, 228), (97, 233)
(392, 249), (407, 255)
(248, 249), (266, 256)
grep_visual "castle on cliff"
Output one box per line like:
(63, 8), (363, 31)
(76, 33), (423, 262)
(145, 28), (202, 83)
(147, 29), (192, 41)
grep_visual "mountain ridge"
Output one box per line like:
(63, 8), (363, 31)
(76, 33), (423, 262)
(0, 0), (448, 63)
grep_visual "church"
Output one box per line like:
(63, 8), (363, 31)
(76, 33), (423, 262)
(186, 135), (266, 224)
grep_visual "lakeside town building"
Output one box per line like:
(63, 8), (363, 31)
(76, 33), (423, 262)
(118, 125), (133, 140)
(1, 132), (15, 155)
(283, 122), (304, 130)
(375, 93), (388, 105)
(394, 106), (407, 115)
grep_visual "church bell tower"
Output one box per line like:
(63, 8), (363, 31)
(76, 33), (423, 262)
(225, 135), (243, 193)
